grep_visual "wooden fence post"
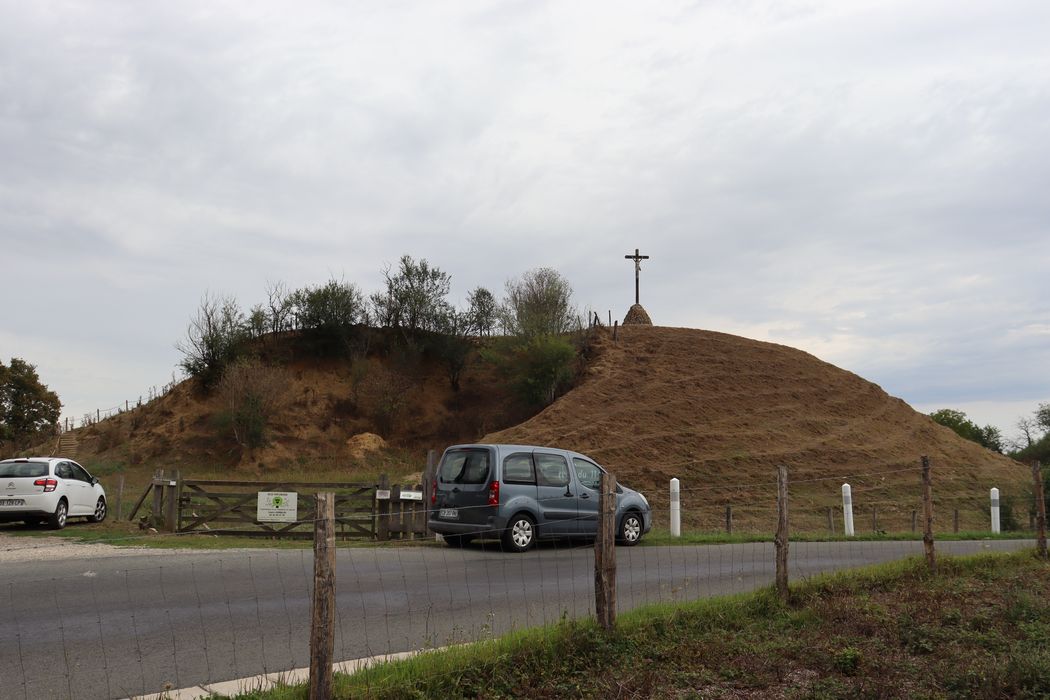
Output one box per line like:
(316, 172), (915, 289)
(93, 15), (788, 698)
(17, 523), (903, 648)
(151, 469), (164, 529)
(871, 505), (878, 533)
(163, 470), (180, 533)
(115, 474), (125, 521)
(594, 471), (617, 630)
(1033, 461), (1047, 560)
(827, 506), (834, 534)
(424, 450), (438, 538)
(309, 493), (336, 700)
(774, 465), (789, 600)
(725, 505), (733, 534)
(377, 474), (390, 541)
(921, 456), (935, 573)
(953, 508), (959, 534)
(911, 509), (917, 533)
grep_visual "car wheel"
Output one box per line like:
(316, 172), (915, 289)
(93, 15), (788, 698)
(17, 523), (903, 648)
(48, 500), (68, 530)
(618, 511), (643, 546)
(90, 497), (107, 523)
(443, 534), (474, 548)
(501, 514), (535, 553)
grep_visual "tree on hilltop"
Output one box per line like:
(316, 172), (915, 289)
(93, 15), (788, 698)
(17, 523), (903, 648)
(370, 255), (452, 336)
(501, 268), (578, 338)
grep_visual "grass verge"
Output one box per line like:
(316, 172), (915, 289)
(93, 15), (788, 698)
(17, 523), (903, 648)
(228, 550), (1050, 699)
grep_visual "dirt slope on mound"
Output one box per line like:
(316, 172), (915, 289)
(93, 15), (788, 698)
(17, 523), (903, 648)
(485, 326), (1028, 531)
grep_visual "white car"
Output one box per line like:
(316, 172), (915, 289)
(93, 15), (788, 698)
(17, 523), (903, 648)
(0, 457), (107, 529)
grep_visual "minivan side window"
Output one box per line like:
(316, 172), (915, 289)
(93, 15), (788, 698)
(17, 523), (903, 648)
(535, 453), (569, 487)
(502, 453), (536, 485)
(439, 449), (491, 484)
(572, 458), (602, 490)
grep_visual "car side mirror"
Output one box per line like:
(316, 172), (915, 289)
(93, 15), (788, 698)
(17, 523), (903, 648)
(91, 477), (99, 486)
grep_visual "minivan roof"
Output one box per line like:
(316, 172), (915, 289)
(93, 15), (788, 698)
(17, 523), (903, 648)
(444, 444), (598, 461)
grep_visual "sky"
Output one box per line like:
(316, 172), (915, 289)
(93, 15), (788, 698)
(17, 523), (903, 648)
(2, 0), (1048, 441)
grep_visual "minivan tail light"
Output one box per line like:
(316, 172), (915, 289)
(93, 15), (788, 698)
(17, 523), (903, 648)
(488, 480), (500, 506)
(34, 478), (58, 492)
(431, 480), (437, 505)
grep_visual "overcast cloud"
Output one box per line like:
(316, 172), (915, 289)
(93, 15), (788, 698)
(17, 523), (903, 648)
(2, 0), (1048, 439)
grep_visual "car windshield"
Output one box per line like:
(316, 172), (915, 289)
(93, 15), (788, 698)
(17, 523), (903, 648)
(439, 449), (491, 484)
(0, 462), (48, 478)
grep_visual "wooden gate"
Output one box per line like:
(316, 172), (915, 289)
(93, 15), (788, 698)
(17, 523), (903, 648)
(178, 480), (375, 539)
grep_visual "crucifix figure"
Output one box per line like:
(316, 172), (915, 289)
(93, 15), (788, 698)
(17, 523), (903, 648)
(624, 248), (650, 305)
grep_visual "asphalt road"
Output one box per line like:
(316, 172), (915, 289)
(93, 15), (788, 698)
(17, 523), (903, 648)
(0, 538), (1033, 699)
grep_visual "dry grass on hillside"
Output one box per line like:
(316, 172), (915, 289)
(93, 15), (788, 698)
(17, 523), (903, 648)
(485, 326), (1030, 533)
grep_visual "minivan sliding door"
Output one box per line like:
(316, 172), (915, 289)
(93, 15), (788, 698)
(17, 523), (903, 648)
(534, 452), (579, 535)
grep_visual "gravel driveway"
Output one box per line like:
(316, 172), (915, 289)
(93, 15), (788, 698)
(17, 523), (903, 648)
(0, 530), (175, 563)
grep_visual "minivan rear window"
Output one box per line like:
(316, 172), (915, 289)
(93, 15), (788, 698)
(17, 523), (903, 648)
(439, 449), (491, 485)
(0, 462), (48, 478)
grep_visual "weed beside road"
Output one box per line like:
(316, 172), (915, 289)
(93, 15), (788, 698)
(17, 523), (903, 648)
(234, 550), (1050, 699)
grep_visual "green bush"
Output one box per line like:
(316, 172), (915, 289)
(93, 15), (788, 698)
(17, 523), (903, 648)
(511, 336), (576, 408)
(832, 646), (861, 675)
(290, 279), (366, 356)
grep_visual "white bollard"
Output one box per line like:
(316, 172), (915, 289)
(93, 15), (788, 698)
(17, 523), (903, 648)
(842, 483), (855, 537)
(670, 478), (681, 537)
(991, 487), (1000, 533)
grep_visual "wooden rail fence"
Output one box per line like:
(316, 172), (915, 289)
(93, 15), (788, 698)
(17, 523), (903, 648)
(178, 480), (376, 539)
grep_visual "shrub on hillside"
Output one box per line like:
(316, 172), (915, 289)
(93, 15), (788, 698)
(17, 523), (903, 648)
(511, 335), (576, 408)
(217, 359), (286, 449)
(177, 293), (249, 390)
(358, 365), (414, 436)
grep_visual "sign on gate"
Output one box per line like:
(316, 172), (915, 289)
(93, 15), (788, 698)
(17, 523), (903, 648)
(257, 491), (298, 522)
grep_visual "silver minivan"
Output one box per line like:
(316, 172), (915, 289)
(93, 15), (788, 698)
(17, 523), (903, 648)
(427, 444), (653, 552)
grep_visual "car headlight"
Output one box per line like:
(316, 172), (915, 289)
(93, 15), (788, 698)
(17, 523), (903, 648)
(639, 492), (649, 508)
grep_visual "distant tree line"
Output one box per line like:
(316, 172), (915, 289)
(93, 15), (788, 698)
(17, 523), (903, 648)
(176, 256), (588, 447)
(930, 403), (1050, 530)
(928, 404), (1050, 463)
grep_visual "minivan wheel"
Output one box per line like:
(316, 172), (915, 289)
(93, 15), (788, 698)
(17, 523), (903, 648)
(443, 534), (473, 548)
(618, 512), (642, 546)
(49, 500), (68, 530)
(502, 514), (535, 553)
(90, 497), (107, 523)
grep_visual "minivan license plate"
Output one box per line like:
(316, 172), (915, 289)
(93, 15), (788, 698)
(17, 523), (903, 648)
(439, 508), (458, 520)
(0, 499), (25, 506)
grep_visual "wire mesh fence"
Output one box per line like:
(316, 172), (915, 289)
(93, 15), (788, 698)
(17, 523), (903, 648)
(0, 460), (1043, 699)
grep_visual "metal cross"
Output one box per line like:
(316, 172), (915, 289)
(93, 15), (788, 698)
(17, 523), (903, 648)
(624, 248), (650, 305)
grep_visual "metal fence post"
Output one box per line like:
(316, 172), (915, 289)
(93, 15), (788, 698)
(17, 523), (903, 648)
(669, 478), (680, 537)
(990, 487), (1001, 533)
(842, 483), (855, 537)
